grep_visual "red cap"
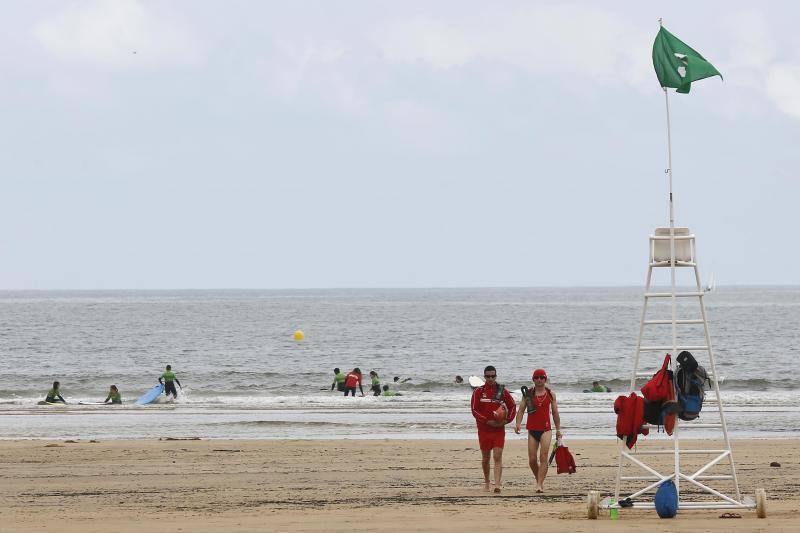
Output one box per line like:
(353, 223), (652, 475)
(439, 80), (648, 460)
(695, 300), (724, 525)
(532, 369), (547, 379)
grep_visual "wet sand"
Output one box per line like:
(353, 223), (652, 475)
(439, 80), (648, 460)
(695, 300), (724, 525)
(1, 437), (798, 532)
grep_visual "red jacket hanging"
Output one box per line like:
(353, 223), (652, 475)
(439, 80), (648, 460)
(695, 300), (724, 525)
(614, 393), (649, 448)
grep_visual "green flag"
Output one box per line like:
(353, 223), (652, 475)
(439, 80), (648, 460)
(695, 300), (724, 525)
(652, 26), (722, 93)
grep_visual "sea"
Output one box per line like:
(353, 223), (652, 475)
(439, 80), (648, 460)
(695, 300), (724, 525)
(1, 287), (798, 440)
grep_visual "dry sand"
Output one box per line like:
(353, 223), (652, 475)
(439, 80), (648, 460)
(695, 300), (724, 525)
(1, 437), (798, 532)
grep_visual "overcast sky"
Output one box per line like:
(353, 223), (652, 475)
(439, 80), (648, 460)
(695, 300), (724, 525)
(1, 1), (798, 289)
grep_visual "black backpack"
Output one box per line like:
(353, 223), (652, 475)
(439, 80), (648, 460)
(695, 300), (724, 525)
(675, 351), (709, 421)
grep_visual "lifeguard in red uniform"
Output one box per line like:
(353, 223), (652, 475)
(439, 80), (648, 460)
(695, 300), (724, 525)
(471, 365), (516, 493)
(514, 368), (562, 493)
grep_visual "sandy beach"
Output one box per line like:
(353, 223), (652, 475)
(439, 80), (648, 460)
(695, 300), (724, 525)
(1, 437), (798, 532)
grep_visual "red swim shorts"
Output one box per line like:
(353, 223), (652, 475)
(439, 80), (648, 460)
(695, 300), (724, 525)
(478, 430), (505, 451)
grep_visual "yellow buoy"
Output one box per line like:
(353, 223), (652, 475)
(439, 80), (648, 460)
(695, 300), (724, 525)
(293, 329), (305, 341)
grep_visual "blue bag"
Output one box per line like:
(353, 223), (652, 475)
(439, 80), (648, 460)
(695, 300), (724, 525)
(654, 479), (678, 518)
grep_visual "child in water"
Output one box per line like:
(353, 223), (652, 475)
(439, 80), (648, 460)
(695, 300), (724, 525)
(44, 381), (66, 403)
(369, 371), (381, 396)
(104, 385), (122, 404)
(381, 385), (401, 397)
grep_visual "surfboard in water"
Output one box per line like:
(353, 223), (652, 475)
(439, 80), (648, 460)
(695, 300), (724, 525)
(468, 376), (485, 388)
(136, 384), (164, 405)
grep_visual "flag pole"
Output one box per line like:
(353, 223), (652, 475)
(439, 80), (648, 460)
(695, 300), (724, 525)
(664, 86), (677, 355)
(659, 17), (678, 357)
(659, 16), (680, 500)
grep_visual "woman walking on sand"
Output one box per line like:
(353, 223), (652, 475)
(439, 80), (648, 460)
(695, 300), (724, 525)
(514, 368), (561, 493)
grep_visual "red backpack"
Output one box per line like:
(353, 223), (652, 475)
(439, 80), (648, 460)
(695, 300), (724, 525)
(641, 353), (674, 402)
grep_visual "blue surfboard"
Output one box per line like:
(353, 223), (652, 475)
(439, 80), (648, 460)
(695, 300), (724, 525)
(136, 384), (164, 405)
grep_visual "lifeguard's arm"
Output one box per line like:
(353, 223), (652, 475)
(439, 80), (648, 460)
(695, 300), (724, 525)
(470, 388), (488, 425)
(158, 375), (164, 385)
(551, 392), (562, 436)
(514, 395), (526, 431)
(175, 378), (182, 389)
(104, 395), (111, 403)
(57, 394), (66, 402)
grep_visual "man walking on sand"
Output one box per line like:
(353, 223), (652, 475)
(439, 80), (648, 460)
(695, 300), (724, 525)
(471, 365), (516, 493)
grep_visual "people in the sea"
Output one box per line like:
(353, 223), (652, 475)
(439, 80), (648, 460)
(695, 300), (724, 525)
(331, 368), (346, 392)
(514, 368), (562, 493)
(454, 375), (464, 384)
(590, 381), (609, 392)
(470, 365), (516, 493)
(393, 376), (412, 384)
(45, 381), (66, 403)
(381, 385), (401, 397)
(104, 384), (122, 404)
(344, 368), (364, 397)
(158, 365), (182, 399)
(369, 371), (381, 396)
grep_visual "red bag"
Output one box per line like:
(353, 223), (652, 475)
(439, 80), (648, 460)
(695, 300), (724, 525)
(641, 353), (673, 402)
(555, 446), (577, 474)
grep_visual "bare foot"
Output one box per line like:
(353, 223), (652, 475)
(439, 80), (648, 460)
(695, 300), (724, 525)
(494, 487), (502, 494)
(536, 488), (544, 494)
(483, 482), (491, 492)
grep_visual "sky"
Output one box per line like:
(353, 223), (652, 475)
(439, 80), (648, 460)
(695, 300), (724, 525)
(1, 0), (799, 289)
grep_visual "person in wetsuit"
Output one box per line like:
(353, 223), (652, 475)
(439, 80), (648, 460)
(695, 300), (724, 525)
(45, 381), (66, 403)
(331, 368), (346, 392)
(514, 368), (561, 493)
(369, 371), (381, 396)
(104, 384), (122, 404)
(590, 381), (609, 392)
(381, 385), (401, 397)
(158, 365), (182, 399)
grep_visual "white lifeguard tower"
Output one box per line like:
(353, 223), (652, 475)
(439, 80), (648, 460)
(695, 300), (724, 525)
(585, 20), (766, 518)
(586, 227), (765, 518)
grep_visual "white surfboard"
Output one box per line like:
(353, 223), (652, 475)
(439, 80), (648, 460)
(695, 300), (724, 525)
(468, 375), (485, 388)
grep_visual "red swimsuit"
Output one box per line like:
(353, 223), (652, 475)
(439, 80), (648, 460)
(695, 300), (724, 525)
(526, 390), (552, 431)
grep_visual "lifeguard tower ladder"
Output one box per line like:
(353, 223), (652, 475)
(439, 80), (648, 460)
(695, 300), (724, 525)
(586, 228), (766, 518)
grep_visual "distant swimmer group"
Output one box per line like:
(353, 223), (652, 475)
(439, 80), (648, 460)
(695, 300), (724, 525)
(40, 365), (184, 405)
(328, 367), (410, 397)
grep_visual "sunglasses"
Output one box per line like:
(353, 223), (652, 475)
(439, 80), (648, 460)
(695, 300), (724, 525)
(484, 374), (497, 379)
(533, 375), (546, 380)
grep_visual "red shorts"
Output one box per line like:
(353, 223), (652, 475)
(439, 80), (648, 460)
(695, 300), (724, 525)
(478, 430), (505, 451)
